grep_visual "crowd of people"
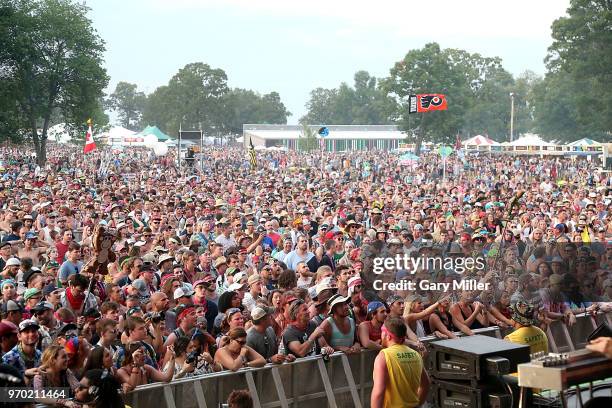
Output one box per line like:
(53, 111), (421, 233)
(0, 142), (610, 407)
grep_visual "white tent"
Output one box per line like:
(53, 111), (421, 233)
(509, 133), (556, 147)
(165, 139), (195, 147)
(99, 126), (143, 146)
(47, 123), (72, 144)
(462, 135), (500, 147)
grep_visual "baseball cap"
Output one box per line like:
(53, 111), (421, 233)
(554, 223), (566, 231)
(0, 321), (18, 337)
(226, 267), (239, 276)
(173, 287), (194, 300)
(251, 306), (273, 321)
(31, 301), (53, 314)
(18, 319), (40, 332)
(2, 300), (22, 313)
(23, 288), (42, 301)
(126, 307), (143, 317)
(228, 282), (246, 292)
(5, 258), (20, 267)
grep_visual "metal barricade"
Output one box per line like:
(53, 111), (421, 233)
(124, 317), (608, 408)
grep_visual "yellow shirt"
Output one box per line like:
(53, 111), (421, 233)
(505, 325), (549, 388)
(380, 344), (423, 408)
(504, 325), (548, 355)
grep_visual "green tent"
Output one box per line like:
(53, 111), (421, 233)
(136, 125), (172, 141)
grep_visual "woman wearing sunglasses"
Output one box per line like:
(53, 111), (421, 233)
(214, 327), (265, 372)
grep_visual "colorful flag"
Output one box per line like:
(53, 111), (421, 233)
(248, 137), (257, 170)
(84, 119), (96, 154)
(408, 94), (448, 114)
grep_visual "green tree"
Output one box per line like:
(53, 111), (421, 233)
(141, 62), (228, 136)
(460, 56), (515, 141)
(107, 82), (146, 130)
(383, 43), (470, 153)
(536, 0), (611, 140)
(222, 89), (291, 134)
(259, 92), (291, 124)
(301, 71), (396, 125)
(533, 71), (581, 141)
(301, 87), (339, 124)
(384, 43), (520, 151)
(0, 0), (108, 164)
(512, 70), (541, 137)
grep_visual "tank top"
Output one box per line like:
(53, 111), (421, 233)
(364, 321), (381, 343)
(326, 317), (355, 348)
(380, 344), (423, 408)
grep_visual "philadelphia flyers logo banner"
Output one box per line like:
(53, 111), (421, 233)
(408, 94), (448, 113)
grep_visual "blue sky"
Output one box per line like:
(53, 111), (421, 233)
(87, 0), (570, 125)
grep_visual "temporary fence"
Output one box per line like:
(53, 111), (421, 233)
(124, 312), (609, 408)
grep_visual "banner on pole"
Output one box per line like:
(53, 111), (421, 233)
(408, 94), (448, 114)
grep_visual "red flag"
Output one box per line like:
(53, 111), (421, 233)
(408, 94), (448, 113)
(455, 134), (461, 150)
(84, 119), (96, 154)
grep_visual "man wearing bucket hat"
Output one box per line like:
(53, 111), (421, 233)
(504, 301), (548, 355)
(317, 293), (360, 354)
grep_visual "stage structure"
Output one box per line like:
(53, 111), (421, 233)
(178, 126), (204, 172)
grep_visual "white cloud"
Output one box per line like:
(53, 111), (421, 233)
(150, 0), (569, 39)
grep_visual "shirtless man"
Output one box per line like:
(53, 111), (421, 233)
(17, 232), (49, 267)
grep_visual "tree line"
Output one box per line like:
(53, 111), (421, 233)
(107, 63), (291, 137)
(1, 0), (609, 164)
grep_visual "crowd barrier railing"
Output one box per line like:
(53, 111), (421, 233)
(124, 313), (609, 408)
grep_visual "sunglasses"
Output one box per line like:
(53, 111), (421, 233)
(234, 338), (247, 346)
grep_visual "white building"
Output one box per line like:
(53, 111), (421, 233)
(243, 124), (408, 152)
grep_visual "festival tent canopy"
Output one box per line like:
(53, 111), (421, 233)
(165, 139), (195, 147)
(566, 138), (602, 148)
(136, 125), (172, 141)
(462, 135), (500, 147)
(98, 126), (142, 146)
(565, 138), (604, 155)
(508, 133), (557, 147)
(47, 123), (72, 144)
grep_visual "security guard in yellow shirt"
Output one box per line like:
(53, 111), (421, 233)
(504, 301), (548, 355)
(371, 317), (429, 408)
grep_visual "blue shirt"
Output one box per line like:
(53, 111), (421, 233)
(58, 261), (83, 282)
(2, 344), (42, 377)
